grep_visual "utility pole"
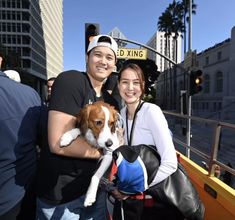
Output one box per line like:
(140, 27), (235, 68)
(188, 0), (192, 52)
(186, 0), (193, 158)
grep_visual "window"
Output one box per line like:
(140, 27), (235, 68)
(213, 102), (217, 111)
(23, 48), (31, 56)
(12, 12), (16, 20)
(22, 23), (30, 33)
(17, 36), (21, 44)
(17, 12), (21, 20)
(204, 74), (210, 93)
(2, 23), (6, 32)
(7, 11), (11, 20)
(23, 59), (31, 68)
(7, 23), (11, 32)
(7, 0), (11, 8)
(217, 51), (222, 60)
(22, 36), (30, 44)
(22, 0), (30, 9)
(2, 11), (6, 19)
(22, 12), (30, 21)
(202, 102), (205, 110)
(12, 35), (16, 44)
(215, 71), (223, 93)
(17, 23), (21, 32)
(17, 48), (21, 56)
(2, 35), (6, 43)
(12, 23), (16, 32)
(205, 56), (209, 65)
(7, 35), (11, 44)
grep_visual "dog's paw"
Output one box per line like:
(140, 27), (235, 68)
(60, 128), (81, 147)
(83, 175), (99, 207)
(84, 194), (96, 207)
(60, 133), (73, 147)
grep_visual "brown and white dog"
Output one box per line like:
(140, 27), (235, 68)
(60, 101), (123, 207)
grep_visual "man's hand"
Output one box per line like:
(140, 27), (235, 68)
(48, 110), (101, 159)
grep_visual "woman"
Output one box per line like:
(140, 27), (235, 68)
(112, 63), (178, 220)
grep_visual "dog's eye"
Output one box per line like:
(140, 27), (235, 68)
(95, 120), (103, 126)
(109, 121), (114, 127)
(109, 122), (115, 133)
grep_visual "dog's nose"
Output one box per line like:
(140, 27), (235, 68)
(105, 139), (113, 148)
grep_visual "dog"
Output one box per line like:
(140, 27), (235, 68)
(60, 101), (123, 207)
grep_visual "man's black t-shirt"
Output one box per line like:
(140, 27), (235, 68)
(37, 70), (119, 204)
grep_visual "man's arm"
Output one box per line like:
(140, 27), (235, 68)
(48, 110), (101, 159)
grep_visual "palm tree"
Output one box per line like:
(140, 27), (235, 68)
(167, 1), (185, 109)
(180, 0), (197, 53)
(158, 0), (185, 109)
(158, 10), (173, 65)
(158, 10), (173, 108)
(167, 1), (185, 59)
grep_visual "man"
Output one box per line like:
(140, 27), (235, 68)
(45, 77), (56, 106)
(0, 53), (43, 219)
(36, 35), (119, 219)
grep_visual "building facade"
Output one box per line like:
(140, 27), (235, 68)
(192, 26), (235, 122)
(155, 26), (235, 123)
(146, 31), (182, 72)
(0, 0), (63, 97)
(146, 31), (182, 110)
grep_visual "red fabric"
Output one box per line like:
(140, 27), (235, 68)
(129, 193), (145, 200)
(108, 161), (117, 181)
(144, 197), (155, 207)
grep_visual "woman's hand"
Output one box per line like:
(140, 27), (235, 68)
(111, 188), (129, 201)
(117, 128), (125, 146)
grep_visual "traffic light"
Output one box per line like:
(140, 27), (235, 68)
(145, 60), (160, 95)
(85, 23), (100, 52)
(189, 69), (203, 95)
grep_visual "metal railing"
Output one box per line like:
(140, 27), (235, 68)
(163, 110), (235, 180)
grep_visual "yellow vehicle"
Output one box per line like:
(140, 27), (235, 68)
(164, 111), (235, 220)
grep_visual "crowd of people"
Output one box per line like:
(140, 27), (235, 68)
(0, 35), (205, 220)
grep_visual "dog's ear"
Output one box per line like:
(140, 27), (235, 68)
(78, 105), (92, 135)
(74, 112), (82, 129)
(76, 113), (81, 124)
(110, 107), (119, 133)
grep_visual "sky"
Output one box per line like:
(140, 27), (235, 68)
(63, 0), (235, 72)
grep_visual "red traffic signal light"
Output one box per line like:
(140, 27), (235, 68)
(189, 69), (203, 95)
(85, 23), (100, 52)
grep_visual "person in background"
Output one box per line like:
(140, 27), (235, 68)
(222, 162), (234, 187)
(112, 63), (178, 220)
(103, 71), (122, 109)
(4, 70), (21, 82)
(36, 35), (120, 220)
(103, 71), (118, 94)
(0, 52), (43, 220)
(45, 77), (56, 106)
